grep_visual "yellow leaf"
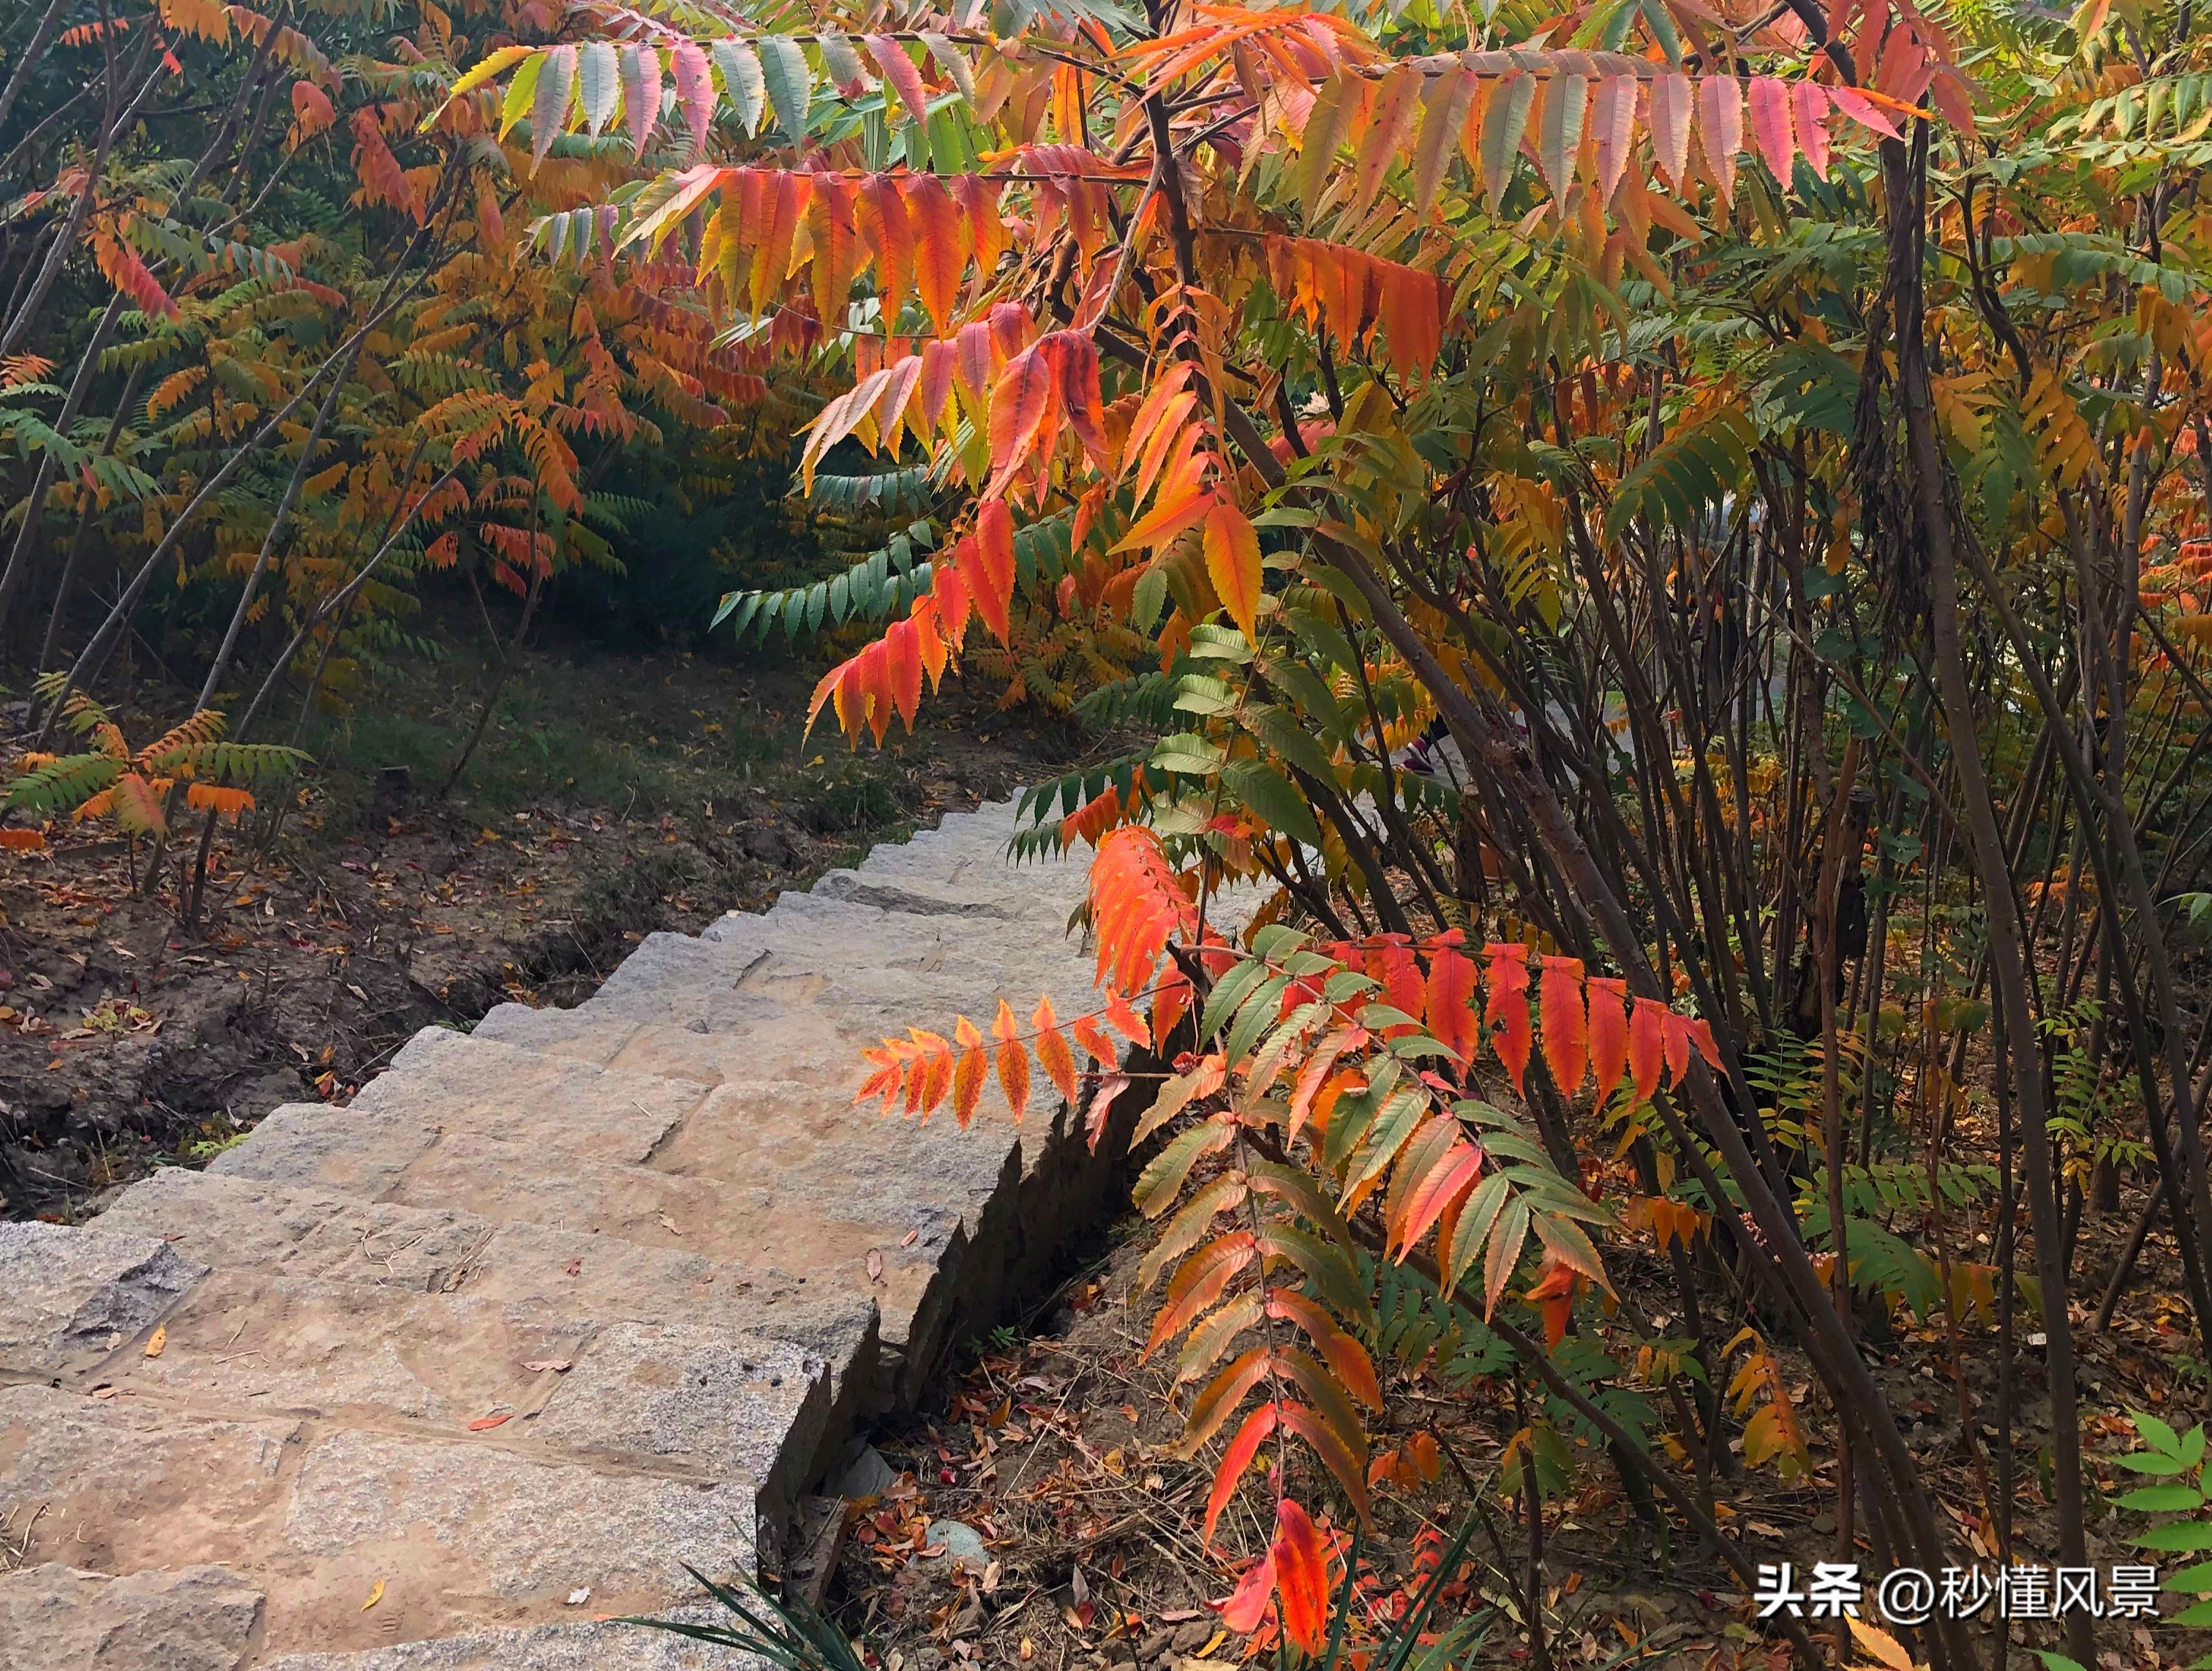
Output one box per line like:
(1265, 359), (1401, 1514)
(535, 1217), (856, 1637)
(143, 1323), (166, 1358)
(1203, 500), (1263, 645)
(363, 1578), (387, 1612)
(1847, 1618), (1919, 1671)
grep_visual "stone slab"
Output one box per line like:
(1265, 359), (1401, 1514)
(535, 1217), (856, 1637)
(0, 1563), (264, 1671)
(0, 1382), (759, 1659)
(0, 1220), (206, 1378)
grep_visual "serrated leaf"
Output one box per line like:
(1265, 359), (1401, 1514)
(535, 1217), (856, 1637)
(713, 39), (765, 135)
(577, 41), (620, 137)
(758, 35), (812, 146)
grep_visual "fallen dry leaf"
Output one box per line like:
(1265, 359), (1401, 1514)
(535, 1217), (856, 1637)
(143, 1324), (166, 1359)
(900, 1228), (919, 1247)
(565, 1587), (592, 1606)
(657, 1214), (684, 1236)
(1018, 1639), (1034, 1661)
(524, 1359), (572, 1374)
(468, 1412), (511, 1431)
(867, 1248), (884, 1284)
(362, 1579), (385, 1612)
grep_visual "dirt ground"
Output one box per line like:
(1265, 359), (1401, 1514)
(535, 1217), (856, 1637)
(830, 1152), (2210, 1671)
(0, 647), (1097, 1220)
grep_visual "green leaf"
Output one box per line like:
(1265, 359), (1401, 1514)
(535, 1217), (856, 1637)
(1224, 975), (1291, 1067)
(1200, 958), (1273, 1045)
(2134, 1411), (2186, 1457)
(757, 35), (812, 146)
(1223, 759), (1323, 846)
(577, 41), (620, 136)
(2132, 1520), (2212, 1550)
(712, 39), (766, 135)
(2117, 1453), (2197, 1476)
(2115, 1484), (2205, 1512)
(2174, 1599), (2212, 1628)
(2164, 1560), (2212, 1593)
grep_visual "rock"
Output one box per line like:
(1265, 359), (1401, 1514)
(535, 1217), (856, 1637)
(1137, 1626), (1174, 1660)
(833, 1441), (898, 1499)
(923, 1519), (989, 1570)
(1171, 1620), (1215, 1653)
(0, 1563), (263, 1671)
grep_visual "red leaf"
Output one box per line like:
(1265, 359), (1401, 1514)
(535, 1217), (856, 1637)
(93, 230), (178, 320)
(1662, 1011), (1692, 1086)
(1698, 75), (1742, 207)
(1203, 1402), (1279, 1547)
(1423, 946), (1480, 1071)
(1792, 82), (1832, 179)
(1219, 1551), (1277, 1634)
(986, 343), (1058, 498)
(1270, 1498), (1329, 1656)
(1628, 996), (1667, 1104)
(885, 617), (923, 729)
(672, 40), (715, 164)
(1483, 943), (1531, 1094)
(1748, 77), (1796, 183)
(1586, 976), (1628, 1102)
(975, 500), (1017, 642)
(1538, 955), (1587, 1094)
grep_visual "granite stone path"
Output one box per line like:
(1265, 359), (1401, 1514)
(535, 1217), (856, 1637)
(0, 799), (1126, 1669)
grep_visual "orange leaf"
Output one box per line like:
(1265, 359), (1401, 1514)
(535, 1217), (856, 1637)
(1203, 499), (1263, 644)
(902, 173), (964, 336)
(1034, 995), (1078, 1103)
(1586, 976), (1628, 1101)
(1148, 1230), (1257, 1357)
(1538, 955), (1587, 1094)
(885, 617), (924, 729)
(1072, 1011), (1118, 1067)
(857, 174), (914, 330)
(950, 171), (1005, 277)
(952, 1015), (988, 1129)
(1266, 1288), (1381, 1409)
(1270, 1498), (1329, 1656)
(993, 999), (1031, 1123)
(1103, 987), (1151, 1048)
(0, 828), (47, 852)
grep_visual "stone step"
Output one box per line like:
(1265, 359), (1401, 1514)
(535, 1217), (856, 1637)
(92, 1170), (879, 1412)
(0, 1380), (757, 1661)
(4, 792), (1154, 1669)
